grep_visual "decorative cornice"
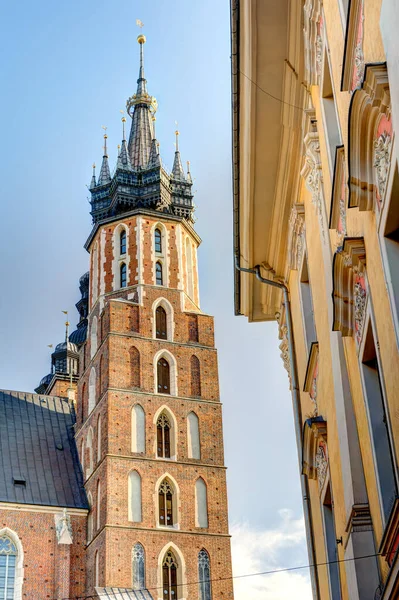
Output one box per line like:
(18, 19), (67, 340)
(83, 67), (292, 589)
(303, 0), (323, 86)
(302, 417), (327, 491)
(287, 203), (306, 274)
(304, 342), (319, 413)
(0, 502), (87, 516)
(341, 0), (365, 92)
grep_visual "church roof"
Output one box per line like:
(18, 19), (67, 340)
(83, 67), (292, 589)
(96, 588), (154, 599)
(0, 390), (88, 509)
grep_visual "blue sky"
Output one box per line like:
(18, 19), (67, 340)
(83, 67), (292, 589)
(0, 0), (310, 595)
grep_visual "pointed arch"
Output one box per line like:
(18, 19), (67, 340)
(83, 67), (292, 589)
(120, 262), (127, 288)
(94, 550), (99, 588)
(154, 228), (162, 253)
(132, 543), (145, 591)
(154, 406), (177, 460)
(87, 492), (93, 543)
(96, 479), (101, 530)
(97, 414), (102, 462)
(80, 438), (85, 476)
(120, 229), (127, 255)
(86, 427), (94, 479)
(155, 473), (180, 529)
(152, 297), (174, 341)
(157, 542), (187, 600)
(154, 349), (177, 396)
(0, 528), (24, 600)
(155, 261), (163, 286)
(88, 367), (96, 414)
(190, 355), (201, 397)
(90, 316), (98, 359)
(128, 470), (142, 523)
(131, 404), (145, 453)
(198, 549), (212, 600)
(195, 477), (208, 528)
(130, 346), (141, 389)
(185, 236), (194, 299)
(187, 412), (200, 459)
(99, 355), (103, 396)
(91, 241), (99, 306)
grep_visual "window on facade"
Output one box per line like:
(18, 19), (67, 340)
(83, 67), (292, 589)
(120, 229), (127, 255)
(361, 321), (397, 522)
(157, 358), (170, 394)
(128, 471), (142, 522)
(158, 479), (174, 526)
(157, 414), (171, 458)
(321, 49), (341, 173)
(187, 412), (200, 459)
(156, 306), (167, 339)
(97, 415), (102, 462)
(323, 484), (342, 599)
(87, 493), (93, 542)
(95, 550), (99, 588)
(162, 550), (178, 600)
(132, 405), (145, 453)
(383, 165), (399, 340)
(300, 253), (317, 354)
(190, 355), (201, 397)
(156, 262), (163, 286)
(120, 263), (127, 288)
(92, 242), (99, 305)
(96, 480), (101, 530)
(155, 228), (162, 253)
(0, 535), (17, 600)
(195, 478), (208, 528)
(186, 237), (194, 299)
(88, 367), (96, 414)
(90, 316), (98, 359)
(132, 543), (145, 591)
(198, 549), (212, 600)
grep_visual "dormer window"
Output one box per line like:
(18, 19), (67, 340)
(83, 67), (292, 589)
(155, 228), (162, 253)
(120, 230), (127, 255)
(156, 262), (163, 286)
(120, 263), (127, 288)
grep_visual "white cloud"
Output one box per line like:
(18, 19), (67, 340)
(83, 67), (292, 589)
(231, 510), (312, 600)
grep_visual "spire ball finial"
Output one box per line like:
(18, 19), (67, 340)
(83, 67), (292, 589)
(137, 34), (146, 44)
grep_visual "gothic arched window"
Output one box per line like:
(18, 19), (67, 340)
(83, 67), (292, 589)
(187, 412), (200, 459)
(88, 367), (96, 414)
(157, 358), (170, 394)
(87, 493), (93, 542)
(198, 549), (212, 600)
(120, 263), (127, 288)
(158, 479), (174, 526)
(190, 355), (201, 397)
(132, 404), (145, 453)
(132, 543), (145, 591)
(156, 262), (163, 286)
(120, 229), (127, 255)
(155, 228), (162, 253)
(162, 550), (178, 600)
(128, 471), (142, 523)
(156, 306), (167, 340)
(157, 414), (171, 458)
(0, 535), (17, 600)
(195, 478), (208, 528)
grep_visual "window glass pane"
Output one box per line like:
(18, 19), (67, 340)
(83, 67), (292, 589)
(156, 262), (163, 285)
(120, 263), (127, 288)
(120, 230), (126, 254)
(155, 229), (162, 253)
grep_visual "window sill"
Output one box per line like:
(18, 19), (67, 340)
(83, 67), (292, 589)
(157, 523), (180, 531)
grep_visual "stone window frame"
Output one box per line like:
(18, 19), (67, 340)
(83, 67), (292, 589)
(112, 222), (130, 291)
(153, 405), (178, 461)
(90, 315), (98, 359)
(131, 404), (146, 454)
(157, 542), (187, 600)
(151, 222), (169, 288)
(88, 367), (96, 415)
(195, 477), (209, 529)
(155, 473), (180, 531)
(187, 411), (200, 460)
(128, 470), (143, 523)
(198, 548), (212, 600)
(0, 528), (24, 600)
(152, 297), (174, 342)
(153, 349), (178, 397)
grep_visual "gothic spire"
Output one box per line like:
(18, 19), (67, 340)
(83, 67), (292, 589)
(90, 163), (96, 189)
(97, 133), (111, 185)
(148, 116), (161, 167)
(126, 35), (157, 169)
(116, 117), (133, 171)
(186, 161), (192, 183)
(172, 129), (186, 181)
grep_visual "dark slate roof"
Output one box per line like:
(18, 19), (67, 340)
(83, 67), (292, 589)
(0, 390), (88, 509)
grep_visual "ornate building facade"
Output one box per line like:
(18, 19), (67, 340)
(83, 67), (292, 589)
(0, 35), (234, 600)
(232, 0), (399, 599)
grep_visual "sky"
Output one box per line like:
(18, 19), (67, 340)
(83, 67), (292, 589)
(0, 0), (311, 596)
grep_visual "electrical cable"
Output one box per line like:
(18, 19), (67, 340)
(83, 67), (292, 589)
(238, 69), (307, 112)
(40, 550), (382, 600)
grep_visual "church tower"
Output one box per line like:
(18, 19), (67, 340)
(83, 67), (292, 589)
(75, 35), (234, 599)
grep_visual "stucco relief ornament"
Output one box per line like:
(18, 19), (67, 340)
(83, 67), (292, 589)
(302, 137), (326, 242)
(279, 326), (292, 389)
(316, 444), (328, 491)
(315, 35), (323, 78)
(55, 508), (73, 545)
(353, 44), (365, 89)
(374, 132), (392, 204)
(354, 273), (367, 346)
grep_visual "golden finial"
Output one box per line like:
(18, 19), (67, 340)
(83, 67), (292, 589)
(92, 163), (96, 169)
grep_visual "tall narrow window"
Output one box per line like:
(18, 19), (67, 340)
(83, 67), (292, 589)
(86, 428), (94, 478)
(130, 346), (141, 389)
(198, 549), (212, 600)
(90, 316), (98, 359)
(88, 367), (96, 414)
(132, 405), (145, 453)
(155, 228), (162, 253)
(81, 439), (85, 475)
(97, 415), (102, 462)
(120, 229), (127, 255)
(0, 535), (17, 600)
(157, 414), (171, 458)
(157, 358), (170, 394)
(162, 550), (178, 600)
(95, 550), (99, 587)
(362, 321), (397, 522)
(159, 479), (174, 526)
(132, 543), (145, 591)
(190, 355), (201, 397)
(96, 480), (101, 530)
(120, 263), (127, 288)
(195, 478), (208, 528)
(187, 412), (200, 459)
(87, 493), (93, 542)
(323, 484), (342, 599)
(156, 306), (167, 339)
(300, 253), (317, 353)
(128, 471), (142, 522)
(156, 262), (163, 286)
(186, 237), (194, 299)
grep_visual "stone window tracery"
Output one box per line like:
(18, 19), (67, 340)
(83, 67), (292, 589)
(162, 550), (178, 599)
(158, 479), (174, 527)
(132, 543), (145, 590)
(0, 536), (17, 600)
(157, 414), (171, 458)
(198, 549), (212, 600)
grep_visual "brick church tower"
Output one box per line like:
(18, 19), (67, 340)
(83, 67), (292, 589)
(75, 34), (234, 599)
